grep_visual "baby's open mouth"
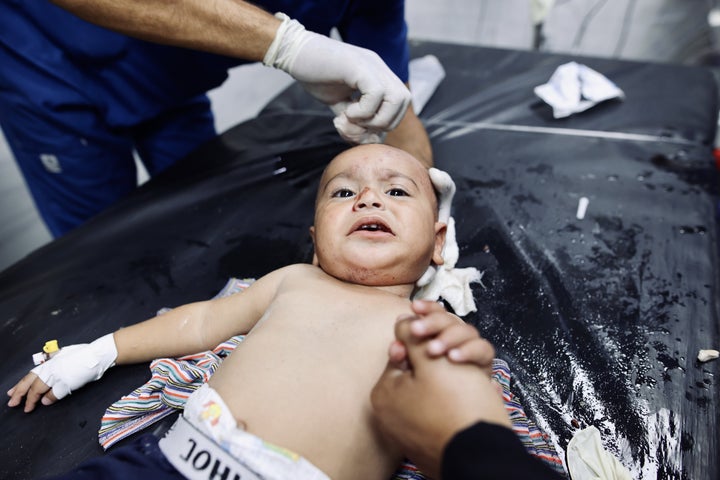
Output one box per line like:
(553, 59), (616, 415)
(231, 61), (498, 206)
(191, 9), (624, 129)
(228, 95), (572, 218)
(350, 218), (394, 235)
(358, 223), (389, 232)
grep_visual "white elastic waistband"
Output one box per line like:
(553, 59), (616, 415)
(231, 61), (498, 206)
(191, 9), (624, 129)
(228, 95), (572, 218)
(159, 415), (263, 480)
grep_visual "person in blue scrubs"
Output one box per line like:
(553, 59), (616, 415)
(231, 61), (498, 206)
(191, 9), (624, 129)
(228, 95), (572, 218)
(0, 0), (430, 237)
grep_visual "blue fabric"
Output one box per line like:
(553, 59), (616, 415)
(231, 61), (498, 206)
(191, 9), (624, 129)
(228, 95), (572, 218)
(0, 83), (215, 236)
(0, 0), (408, 236)
(51, 435), (184, 480)
(0, 0), (408, 127)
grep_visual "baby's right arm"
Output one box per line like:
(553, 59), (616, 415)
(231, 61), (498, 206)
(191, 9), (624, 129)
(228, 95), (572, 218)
(7, 266), (289, 413)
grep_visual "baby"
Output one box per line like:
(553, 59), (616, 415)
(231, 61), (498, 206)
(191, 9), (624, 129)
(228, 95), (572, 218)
(8, 144), (495, 480)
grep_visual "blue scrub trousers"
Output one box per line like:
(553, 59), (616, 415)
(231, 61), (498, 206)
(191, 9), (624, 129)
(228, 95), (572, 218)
(52, 434), (184, 480)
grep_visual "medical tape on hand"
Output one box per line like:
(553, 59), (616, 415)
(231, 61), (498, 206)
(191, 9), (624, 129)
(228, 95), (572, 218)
(31, 333), (118, 400)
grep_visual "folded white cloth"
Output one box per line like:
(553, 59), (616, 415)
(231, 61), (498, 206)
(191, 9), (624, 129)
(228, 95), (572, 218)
(534, 61), (624, 119)
(414, 168), (482, 316)
(409, 54), (446, 115)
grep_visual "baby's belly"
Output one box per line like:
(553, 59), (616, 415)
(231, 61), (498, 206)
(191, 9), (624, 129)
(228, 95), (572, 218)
(207, 330), (402, 479)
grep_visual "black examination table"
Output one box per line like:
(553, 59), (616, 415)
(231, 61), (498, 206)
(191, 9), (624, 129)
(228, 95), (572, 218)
(1, 42), (718, 479)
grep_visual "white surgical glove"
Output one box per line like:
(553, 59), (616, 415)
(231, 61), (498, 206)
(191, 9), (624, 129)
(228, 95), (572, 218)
(31, 333), (118, 400)
(263, 13), (411, 144)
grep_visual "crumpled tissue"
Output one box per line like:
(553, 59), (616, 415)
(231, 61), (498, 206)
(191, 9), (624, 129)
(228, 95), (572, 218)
(566, 426), (633, 480)
(414, 168), (483, 317)
(534, 61), (624, 119)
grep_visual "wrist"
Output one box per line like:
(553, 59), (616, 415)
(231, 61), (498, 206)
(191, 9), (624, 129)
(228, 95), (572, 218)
(263, 12), (311, 72)
(90, 333), (118, 372)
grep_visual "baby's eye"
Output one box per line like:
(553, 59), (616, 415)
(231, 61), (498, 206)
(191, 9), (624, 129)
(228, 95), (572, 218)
(387, 188), (409, 197)
(331, 188), (355, 198)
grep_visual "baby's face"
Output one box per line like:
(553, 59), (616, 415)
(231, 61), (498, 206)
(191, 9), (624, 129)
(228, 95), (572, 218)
(311, 144), (445, 288)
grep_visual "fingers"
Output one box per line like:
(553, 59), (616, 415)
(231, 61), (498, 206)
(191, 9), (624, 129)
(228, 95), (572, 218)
(345, 89), (410, 131)
(344, 49), (410, 129)
(41, 389), (59, 407)
(398, 300), (495, 370)
(7, 373), (52, 413)
(373, 90), (411, 131)
(332, 113), (382, 144)
(434, 323), (490, 360)
(406, 300), (464, 350)
(344, 86), (383, 124)
(393, 316), (450, 377)
(410, 299), (448, 316)
(7, 373), (36, 408)
(393, 313), (422, 347)
(387, 340), (410, 371)
(447, 336), (496, 376)
(342, 52), (410, 133)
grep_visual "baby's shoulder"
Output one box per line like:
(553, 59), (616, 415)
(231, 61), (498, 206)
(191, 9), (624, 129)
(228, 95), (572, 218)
(276, 263), (319, 276)
(267, 264), (338, 298)
(267, 263), (323, 285)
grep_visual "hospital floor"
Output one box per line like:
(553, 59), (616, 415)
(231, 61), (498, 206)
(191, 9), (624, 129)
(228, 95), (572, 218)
(1, 0), (719, 273)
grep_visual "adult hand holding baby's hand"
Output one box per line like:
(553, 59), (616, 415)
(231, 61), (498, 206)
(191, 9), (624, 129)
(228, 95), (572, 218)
(371, 300), (509, 479)
(390, 300), (495, 375)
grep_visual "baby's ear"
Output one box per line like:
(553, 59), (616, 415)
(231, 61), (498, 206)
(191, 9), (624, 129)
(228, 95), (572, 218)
(432, 222), (447, 266)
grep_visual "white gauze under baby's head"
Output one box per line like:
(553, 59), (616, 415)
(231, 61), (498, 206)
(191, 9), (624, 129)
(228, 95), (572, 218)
(414, 168), (482, 316)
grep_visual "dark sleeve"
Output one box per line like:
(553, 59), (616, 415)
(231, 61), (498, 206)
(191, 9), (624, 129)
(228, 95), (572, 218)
(337, 0), (410, 82)
(442, 422), (566, 480)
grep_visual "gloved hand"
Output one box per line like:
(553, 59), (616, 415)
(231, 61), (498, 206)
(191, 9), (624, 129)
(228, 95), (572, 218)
(263, 13), (411, 144)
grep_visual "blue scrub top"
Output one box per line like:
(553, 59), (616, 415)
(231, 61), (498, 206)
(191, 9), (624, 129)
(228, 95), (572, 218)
(0, 0), (409, 128)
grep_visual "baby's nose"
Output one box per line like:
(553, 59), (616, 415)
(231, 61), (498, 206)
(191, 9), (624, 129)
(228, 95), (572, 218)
(354, 187), (383, 209)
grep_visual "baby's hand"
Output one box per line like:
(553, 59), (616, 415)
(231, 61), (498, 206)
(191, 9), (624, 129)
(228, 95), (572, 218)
(7, 371), (57, 413)
(7, 334), (117, 413)
(392, 300), (495, 375)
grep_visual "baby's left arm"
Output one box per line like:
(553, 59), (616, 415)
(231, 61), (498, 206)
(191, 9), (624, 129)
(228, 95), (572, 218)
(392, 300), (495, 375)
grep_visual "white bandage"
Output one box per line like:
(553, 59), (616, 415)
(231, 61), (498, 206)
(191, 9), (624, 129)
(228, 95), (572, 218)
(415, 168), (482, 316)
(31, 333), (118, 400)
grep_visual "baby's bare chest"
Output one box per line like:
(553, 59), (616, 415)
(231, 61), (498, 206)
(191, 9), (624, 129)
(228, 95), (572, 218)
(265, 284), (409, 335)
(214, 283), (411, 410)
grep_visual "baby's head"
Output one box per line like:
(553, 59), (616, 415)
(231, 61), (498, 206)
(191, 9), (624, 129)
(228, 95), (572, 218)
(310, 144), (446, 293)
